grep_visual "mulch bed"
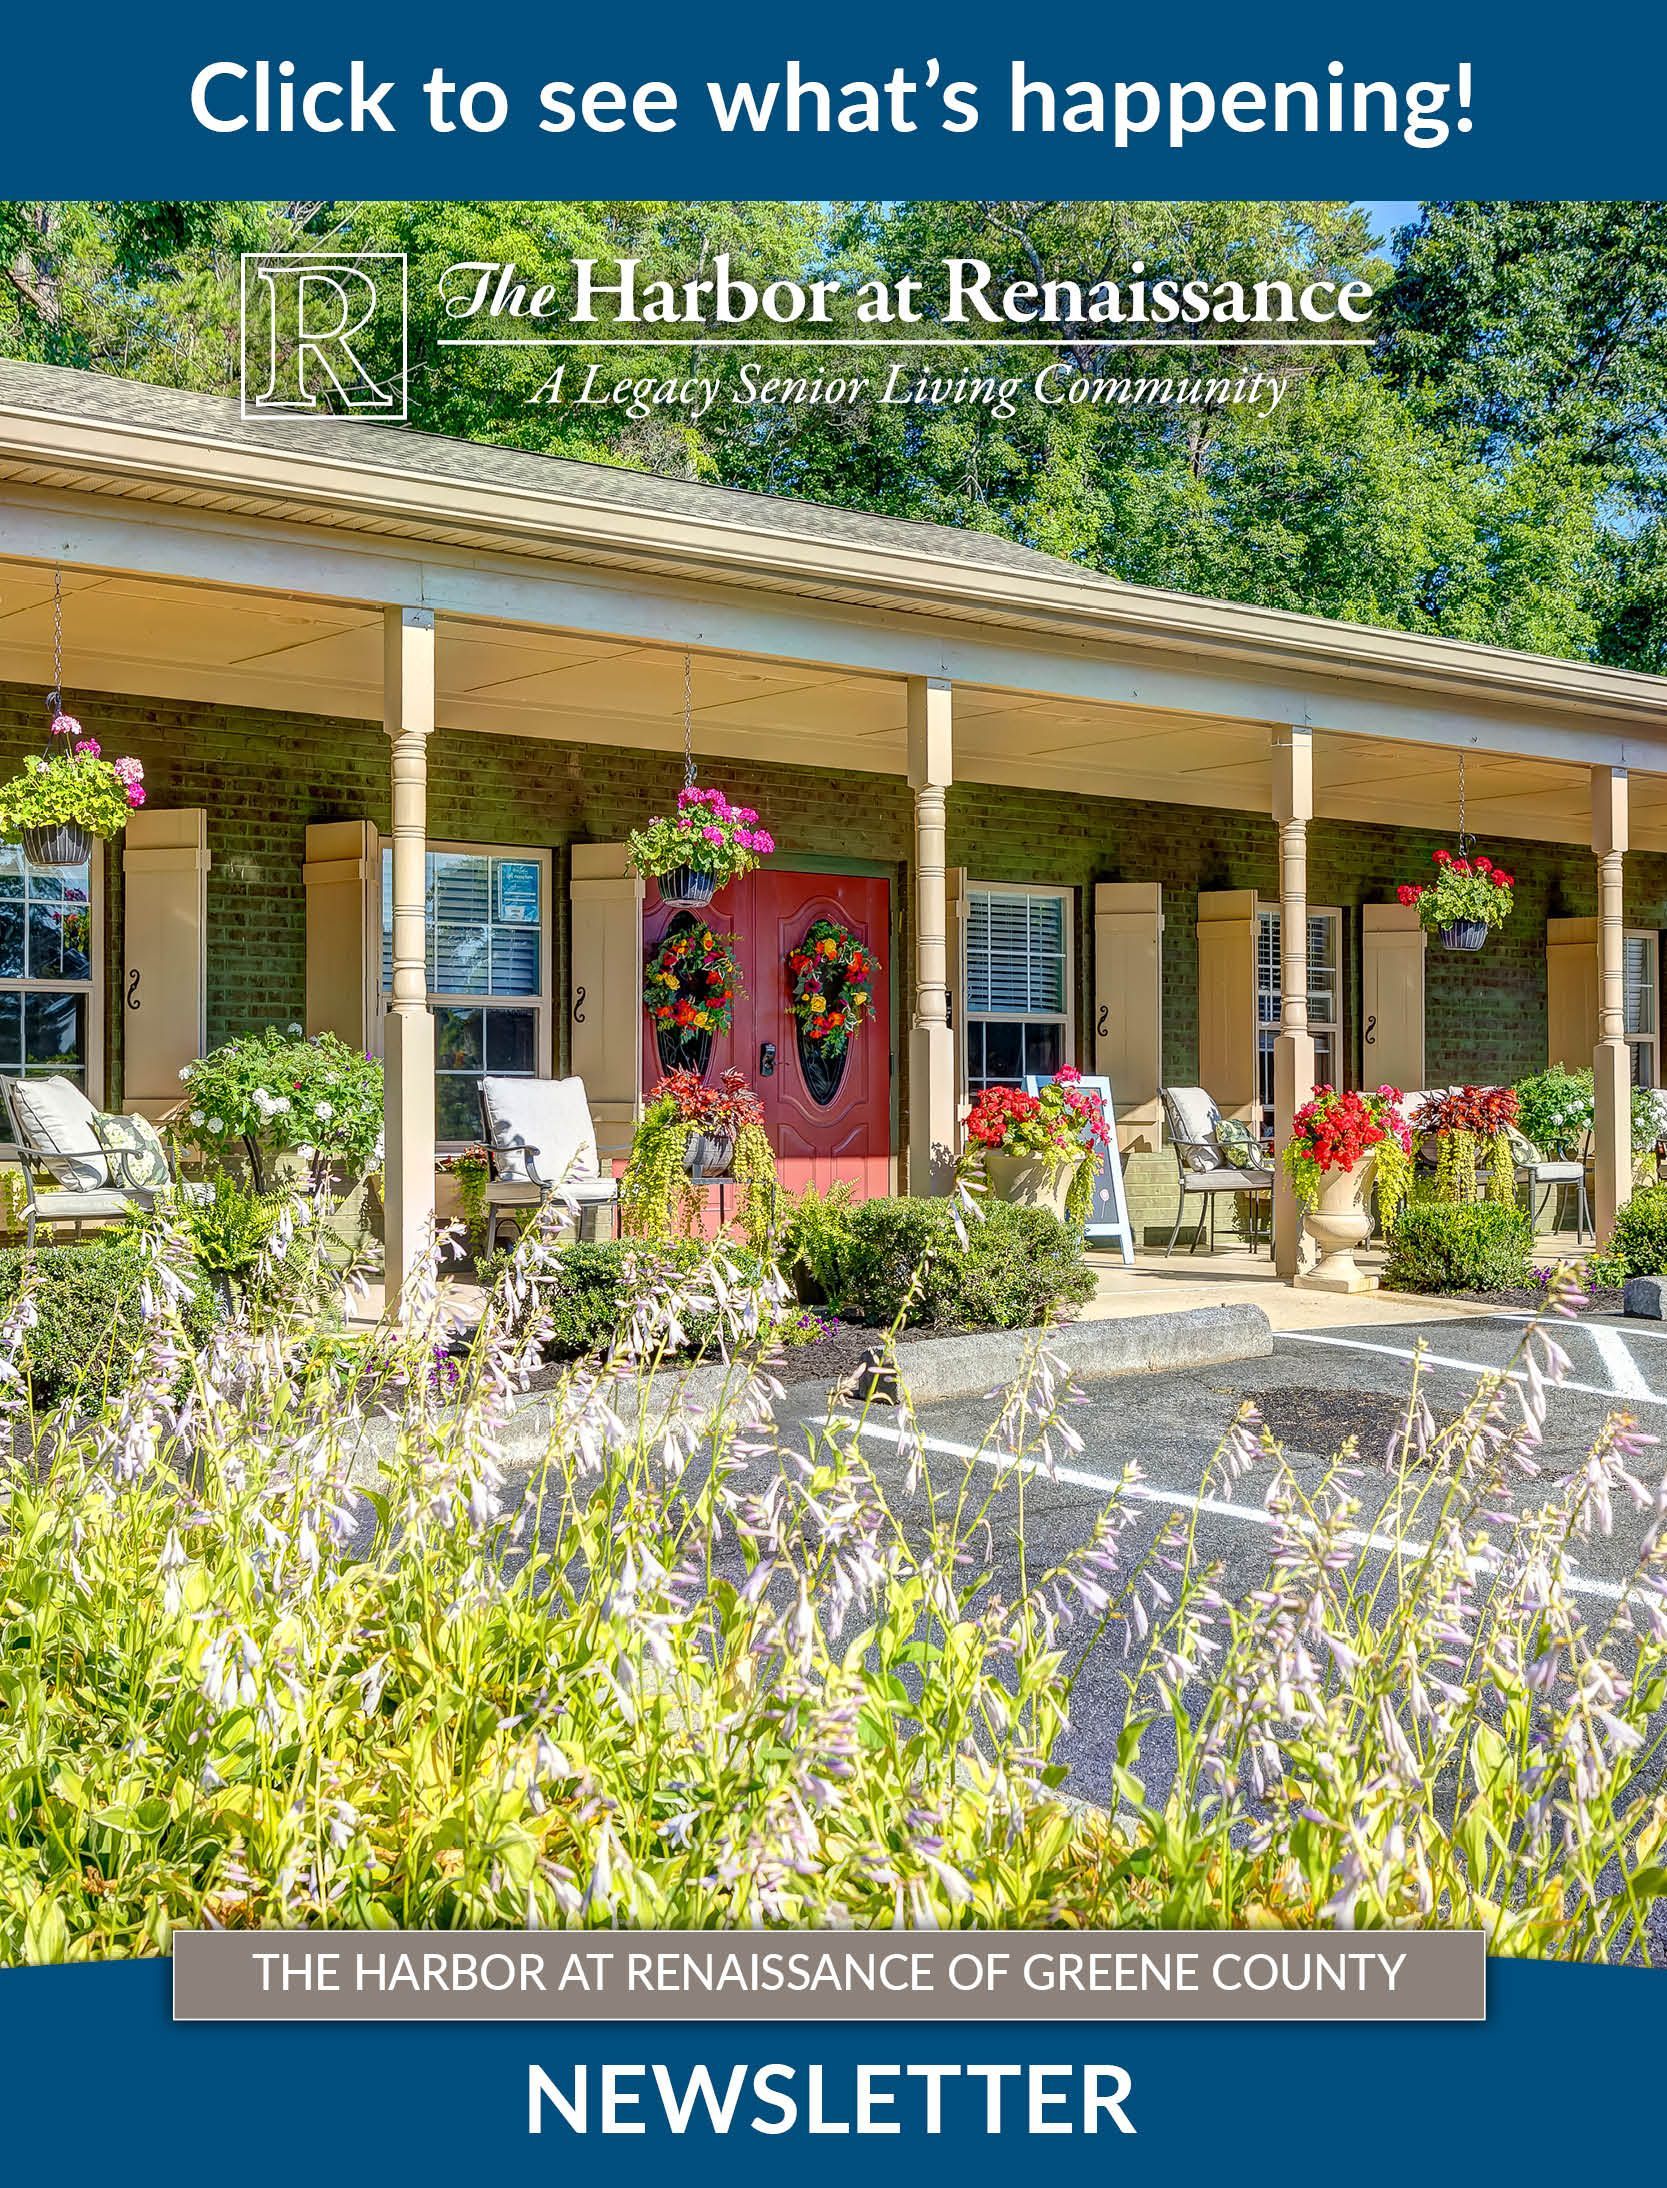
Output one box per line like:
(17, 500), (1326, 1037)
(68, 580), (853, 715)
(497, 1319), (897, 1400)
(1441, 1284), (1626, 1315)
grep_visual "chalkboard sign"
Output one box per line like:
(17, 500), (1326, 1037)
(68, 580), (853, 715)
(1025, 1072), (1136, 1266)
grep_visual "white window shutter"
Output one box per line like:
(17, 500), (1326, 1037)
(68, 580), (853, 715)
(1094, 882), (1162, 1148)
(123, 809), (210, 1117)
(1362, 902), (1425, 1093)
(1196, 889), (1258, 1119)
(305, 821), (380, 1051)
(570, 843), (644, 1165)
(1547, 916), (1599, 1070)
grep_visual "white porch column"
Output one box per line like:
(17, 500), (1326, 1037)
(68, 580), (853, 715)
(1272, 726), (1316, 1280)
(907, 676), (957, 1195)
(383, 606), (436, 1311)
(1592, 763), (1632, 1240)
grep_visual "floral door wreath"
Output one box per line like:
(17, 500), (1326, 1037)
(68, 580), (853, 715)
(786, 919), (881, 1059)
(642, 920), (741, 1043)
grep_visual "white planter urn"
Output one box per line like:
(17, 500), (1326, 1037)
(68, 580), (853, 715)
(984, 1149), (1078, 1222)
(1294, 1156), (1378, 1295)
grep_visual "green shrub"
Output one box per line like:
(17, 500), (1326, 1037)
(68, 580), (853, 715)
(778, 1179), (857, 1301)
(1598, 1183), (1667, 1280)
(835, 1195), (1096, 1331)
(481, 1240), (777, 1362)
(0, 1239), (217, 1403)
(1382, 1201), (1532, 1294)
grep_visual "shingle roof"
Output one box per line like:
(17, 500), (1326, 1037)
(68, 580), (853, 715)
(0, 357), (1098, 586)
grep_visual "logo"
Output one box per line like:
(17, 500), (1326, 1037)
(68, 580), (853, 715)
(240, 252), (408, 420)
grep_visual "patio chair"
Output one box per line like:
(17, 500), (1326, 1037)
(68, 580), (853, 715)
(477, 1074), (618, 1255)
(1159, 1085), (1274, 1256)
(0, 1073), (201, 1247)
(1509, 1121), (1591, 1243)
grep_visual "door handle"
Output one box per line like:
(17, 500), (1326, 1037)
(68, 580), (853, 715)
(759, 1041), (776, 1078)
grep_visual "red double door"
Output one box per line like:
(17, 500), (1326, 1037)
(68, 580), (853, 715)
(642, 866), (893, 1197)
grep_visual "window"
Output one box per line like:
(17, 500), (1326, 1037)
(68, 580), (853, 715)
(1256, 906), (1342, 1120)
(1626, 929), (1659, 1088)
(381, 844), (551, 1142)
(963, 884), (1072, 1093)
(0, 843), (99, 1099)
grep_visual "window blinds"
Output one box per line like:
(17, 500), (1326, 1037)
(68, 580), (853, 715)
(965, 890), (1066, 1015)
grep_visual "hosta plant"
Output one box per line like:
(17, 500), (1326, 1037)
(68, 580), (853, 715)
(0, 1205), (1664, 1962)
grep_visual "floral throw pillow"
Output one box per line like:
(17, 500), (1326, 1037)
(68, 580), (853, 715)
(97, 1112), (172, 1192)
(1214, 1117), (1262, 1171)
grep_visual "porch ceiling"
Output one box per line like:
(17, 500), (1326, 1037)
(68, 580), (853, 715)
(0, 556), (1660, 854)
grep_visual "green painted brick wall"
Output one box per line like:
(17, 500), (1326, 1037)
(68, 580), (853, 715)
(5, 682), (1666, 1154)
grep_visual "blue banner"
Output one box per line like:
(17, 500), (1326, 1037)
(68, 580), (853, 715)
(0, 1957), (1660, 2180)
(4, 2), (1663, 199)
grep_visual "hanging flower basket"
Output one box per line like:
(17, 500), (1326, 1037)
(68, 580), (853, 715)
(657, 863), (720, 911)
(642, 916), (741, 1072)
(1438, 917), (1489, 953)
(0, 713), (146, 869)
(1396, 849), (1514, 952)
(22, 819), (93, 867)
(627, 786), (774, 903)
(786, 918), (882, 1108)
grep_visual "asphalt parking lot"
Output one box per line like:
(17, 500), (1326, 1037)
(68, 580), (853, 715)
(781, 1307), (1667, 1807)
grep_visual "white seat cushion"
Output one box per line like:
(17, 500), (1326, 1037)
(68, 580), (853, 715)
(1163, 1086), (1226, 1172)
(32, 1187), (133, 1221)
(8, 1074), (108, 1189)
(480, 1075), (600, 1187)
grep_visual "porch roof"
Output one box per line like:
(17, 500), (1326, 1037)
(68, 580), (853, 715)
(3, 357), (1667, 742)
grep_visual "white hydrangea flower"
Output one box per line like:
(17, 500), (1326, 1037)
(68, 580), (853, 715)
(206, 1116), (225, 1134)
(287, 1023), (304, 1036)
(315, 1101), (334, 1122)
(189, 1110), (204, 1127)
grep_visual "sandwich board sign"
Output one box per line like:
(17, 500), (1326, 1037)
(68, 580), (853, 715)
(1025, 1072), (1136, 1266)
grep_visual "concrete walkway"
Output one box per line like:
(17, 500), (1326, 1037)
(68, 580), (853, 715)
(1081, 1236), (1593, 1333)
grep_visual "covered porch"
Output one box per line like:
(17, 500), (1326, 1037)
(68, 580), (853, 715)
(2, 362), (1667, 1303)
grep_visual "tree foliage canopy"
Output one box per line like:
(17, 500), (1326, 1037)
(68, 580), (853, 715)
(2, 197), (1665, 669)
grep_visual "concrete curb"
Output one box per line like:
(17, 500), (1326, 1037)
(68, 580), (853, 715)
(345, 1302), (1273, 1485)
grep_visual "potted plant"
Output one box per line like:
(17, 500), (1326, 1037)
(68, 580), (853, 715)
(1284, 1085), (1413, 1294)
(1397, 848), (1515, 952)
(1422, 1084), (1520, 1206)
(0, 711), (146, 868)
(177, 1026), (384, 1252)
(619, 1068), (777, 1251)
(627, 785), (774, 909)
(962, 1067), (1110, 1230)
(641, 918), (742, 1076)
(787, 919), (882, 1105)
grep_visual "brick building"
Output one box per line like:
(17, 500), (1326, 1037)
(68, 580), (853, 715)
(2, 359), (1666, 1291)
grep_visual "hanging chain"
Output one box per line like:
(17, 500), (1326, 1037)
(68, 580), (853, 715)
(47, 565), (63, 720)
(1456, 749), (1471, 856)
(681, 649), (696, 791)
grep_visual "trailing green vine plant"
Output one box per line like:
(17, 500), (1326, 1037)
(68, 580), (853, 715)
(619, 1069), (778, 1253)
(439, 1144), (492, 1258)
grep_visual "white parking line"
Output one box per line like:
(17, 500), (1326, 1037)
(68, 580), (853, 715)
(817, 1415), (1629, 1605)
(1280, 1329), (1667, 1410)
(1584, 1323), (1660, 1404)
